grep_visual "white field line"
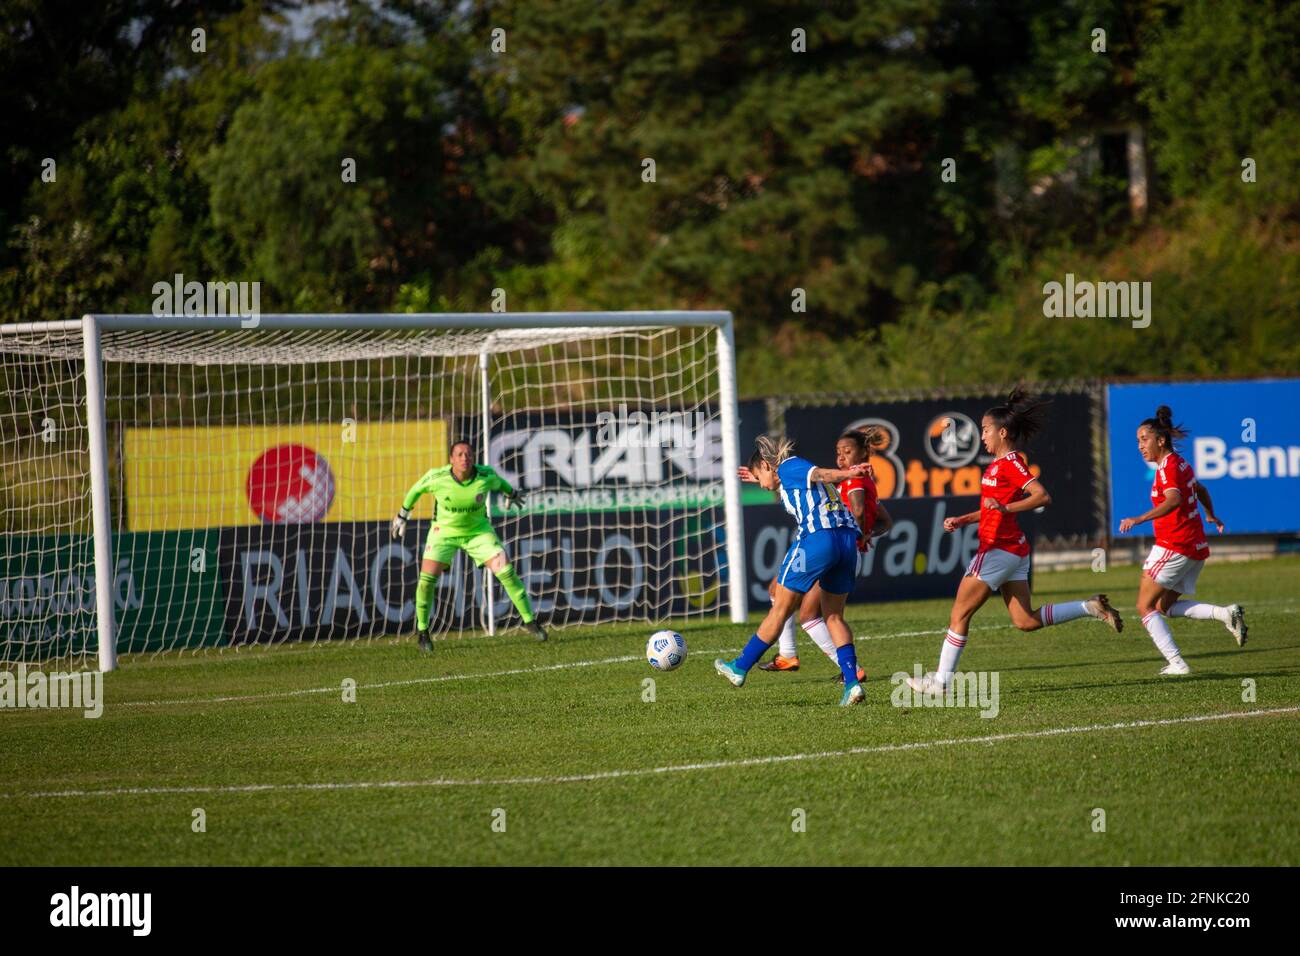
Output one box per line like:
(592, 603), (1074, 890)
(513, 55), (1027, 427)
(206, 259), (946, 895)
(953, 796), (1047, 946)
(114, 649), (734, 708)
(110, 624), (967, 710)
(6, 706), (1296, 800)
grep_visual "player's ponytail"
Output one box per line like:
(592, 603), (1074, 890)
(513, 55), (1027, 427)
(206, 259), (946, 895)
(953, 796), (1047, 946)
(749, 435), (797, 471)
(838, 426), (889, 456)
(1140, 405), (1188, 449)
(984, 386), (1051, 445)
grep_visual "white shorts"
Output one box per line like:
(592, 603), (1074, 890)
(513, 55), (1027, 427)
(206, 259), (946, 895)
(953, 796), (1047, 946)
(966, 548), (1030, 591)
(1143, 545), (1204, 595)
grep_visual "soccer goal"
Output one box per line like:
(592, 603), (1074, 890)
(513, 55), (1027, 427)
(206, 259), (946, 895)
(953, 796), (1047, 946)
(0, 312), (748, 671)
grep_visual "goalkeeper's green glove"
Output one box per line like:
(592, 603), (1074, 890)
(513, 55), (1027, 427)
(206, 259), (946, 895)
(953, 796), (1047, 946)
(391, 507), (411, 540)
(506, 492), (527, 510)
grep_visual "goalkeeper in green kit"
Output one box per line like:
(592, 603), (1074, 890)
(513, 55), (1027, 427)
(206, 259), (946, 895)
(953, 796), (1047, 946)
(391, 439), (546, 650)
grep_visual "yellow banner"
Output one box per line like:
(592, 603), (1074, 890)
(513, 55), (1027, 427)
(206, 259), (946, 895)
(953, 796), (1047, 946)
(124, 421), (448, 531)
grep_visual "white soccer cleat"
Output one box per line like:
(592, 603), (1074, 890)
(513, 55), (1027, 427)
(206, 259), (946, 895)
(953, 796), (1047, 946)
(1225, 604), (1247, 647)
(1084, 593), (1123, 633)
(1158, 659), (1191, 676)
(906, 672), (947, 695)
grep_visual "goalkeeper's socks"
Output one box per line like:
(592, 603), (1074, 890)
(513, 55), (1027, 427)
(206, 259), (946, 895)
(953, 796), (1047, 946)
(494, 563), (535, 624)
(835, 643), (859, 686)
(735, 634), (771, 672)
(415, 572), (438, 631)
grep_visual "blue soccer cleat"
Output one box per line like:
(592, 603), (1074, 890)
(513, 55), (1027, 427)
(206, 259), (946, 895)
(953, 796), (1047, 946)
(714, 658), (747, 687)
(839, 681), (865, 706)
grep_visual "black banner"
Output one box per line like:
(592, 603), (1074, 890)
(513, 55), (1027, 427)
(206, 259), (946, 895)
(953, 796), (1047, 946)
(219, 523), (409, 643)
(737, 397), (768, 457)
(5, 867), (1285, 940)
(218, 512), (730, 642)
(781, 390), (1099, 544)
(741, 497), (1014, 604)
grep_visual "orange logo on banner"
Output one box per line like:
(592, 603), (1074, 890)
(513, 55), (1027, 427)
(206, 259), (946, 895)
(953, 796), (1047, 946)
(844, 415), (1038, 498)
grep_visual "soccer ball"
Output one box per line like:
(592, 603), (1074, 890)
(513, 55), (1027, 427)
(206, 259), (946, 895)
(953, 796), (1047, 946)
(646, 630), (687, 671)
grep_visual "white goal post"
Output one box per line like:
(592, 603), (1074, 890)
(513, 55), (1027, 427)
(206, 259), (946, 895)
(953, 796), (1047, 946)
(0, 312), (749, 672)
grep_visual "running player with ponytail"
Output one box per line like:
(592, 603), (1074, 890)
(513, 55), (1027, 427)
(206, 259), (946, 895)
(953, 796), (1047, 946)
(1117, 405), (1246, 675)
(759, 427), (892, 680)
(908, 387), (1124, 695)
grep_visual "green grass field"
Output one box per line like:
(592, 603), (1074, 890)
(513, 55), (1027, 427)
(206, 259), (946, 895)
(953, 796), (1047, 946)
(2, 558), (1298, 866)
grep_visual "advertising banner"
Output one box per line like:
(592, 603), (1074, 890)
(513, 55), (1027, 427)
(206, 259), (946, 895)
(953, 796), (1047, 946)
(120, 405), (738, 643)
(124, 420), (449, 531)
(782, 390), (1098, 542)
(217, 513), (728, 641)
(0, 533), (96, 657)
(117, 529), (226, 652)
(485, 407), (723, 511)
(1107, 380), (1300, 536)
(1, 530), (224, 656)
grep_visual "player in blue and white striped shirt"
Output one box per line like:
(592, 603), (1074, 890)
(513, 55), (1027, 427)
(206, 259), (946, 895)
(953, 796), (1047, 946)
(715, 436), (872, 705)
(777, 455), (863, 538)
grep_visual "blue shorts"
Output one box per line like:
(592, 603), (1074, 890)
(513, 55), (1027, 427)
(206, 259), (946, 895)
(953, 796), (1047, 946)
(776, 527), (859, 595)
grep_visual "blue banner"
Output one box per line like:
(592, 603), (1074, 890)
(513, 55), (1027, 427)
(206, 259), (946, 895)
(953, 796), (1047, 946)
(1107, 380), (1300, 536)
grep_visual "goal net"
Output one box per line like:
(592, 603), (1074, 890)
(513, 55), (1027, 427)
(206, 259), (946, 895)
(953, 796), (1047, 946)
(0, 313), (747, 670)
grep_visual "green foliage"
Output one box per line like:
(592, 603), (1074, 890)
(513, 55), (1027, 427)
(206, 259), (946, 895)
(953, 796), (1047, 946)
(0, 0), (255, 274)
(744, 201), (1300, 396)
(1139, 0), (1300, 212)
(493, 0), (990, 338)
(3, 2), (535, 317)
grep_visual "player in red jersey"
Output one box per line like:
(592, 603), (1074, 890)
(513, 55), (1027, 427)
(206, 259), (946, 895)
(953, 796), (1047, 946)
(1117, 405), (1246, 675)
(759, 428), (893, 680)
(908, 388), (1123, 695)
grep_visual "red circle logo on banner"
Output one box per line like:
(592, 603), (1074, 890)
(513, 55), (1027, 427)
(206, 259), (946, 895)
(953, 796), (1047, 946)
(246, 444), (335, 523)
